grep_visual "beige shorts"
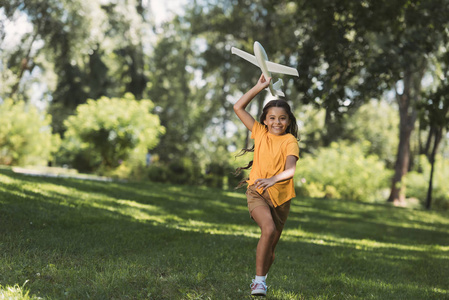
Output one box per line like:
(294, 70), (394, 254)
(246, 185), (291, 231)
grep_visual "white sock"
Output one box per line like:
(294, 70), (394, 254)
(255, 275), (266, 283)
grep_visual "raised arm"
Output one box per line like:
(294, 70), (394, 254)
(233, 74), (271, 131)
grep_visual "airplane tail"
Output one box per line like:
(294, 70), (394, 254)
(272, 78), (284, 97)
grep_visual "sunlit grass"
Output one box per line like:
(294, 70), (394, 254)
(0, 166), (448, 299)
(0, 281), (40, 300)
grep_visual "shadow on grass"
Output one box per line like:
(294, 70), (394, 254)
(0, 168), (448, 299)
(288, 202), (449, 246)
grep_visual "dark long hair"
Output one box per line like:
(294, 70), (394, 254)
(234, 99), (299, 188)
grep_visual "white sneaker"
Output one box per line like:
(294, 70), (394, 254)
(250, 279), (267, 296)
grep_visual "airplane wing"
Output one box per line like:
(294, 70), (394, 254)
(231, 47), (259, 67)
(266, 61), (299, 76)
(232, 46), (299, 77)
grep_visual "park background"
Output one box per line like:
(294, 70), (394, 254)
(1, 0), (449, 299)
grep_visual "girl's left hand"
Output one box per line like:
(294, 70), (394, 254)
(255, 177), (276, 190)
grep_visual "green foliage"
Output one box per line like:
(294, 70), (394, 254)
(406, 155), (449, 210)
(144, 156), (203, 185)
(140, 159), (202, 185)
(295, 104), (326, 154)
(60, 94), (164, 173)
(147, 18), (215, 165)
(4, 0), (449, 206)
(342, 100), (399, 167)
(295, 141), (392, 202)
(167, 157), (202, 185)
(204, 162), (229, 189)
(146, 162), (171, 183)
(203, 161), (245, 190)
(0, 99), (60, 166)
(2, 0), (152, 133)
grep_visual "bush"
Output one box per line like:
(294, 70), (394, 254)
(147, 163), (171, 183)
(203, 162), (244, 189)
(342, 100), (399, 167)
(295, 141), (392, 202)
(167, 157), (201, 185)
(204, 162), (227, 189)
(60, 94), (165, 174)
(0, 99), (60, 166)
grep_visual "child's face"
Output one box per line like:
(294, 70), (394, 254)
(263, 107), (290, 136)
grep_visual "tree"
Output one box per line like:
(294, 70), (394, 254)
(147, 15), (230, 168)
(288, 0), (448, 204)
(356, 0), (449, 204)
(1, 0), (153, 135)
(48, 0), (152, 134)
(289, 0), (372, 146)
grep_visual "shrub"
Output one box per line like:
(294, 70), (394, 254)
(147, 163), (171, 183)
(342, 100), (399, 167)
(203, 162), (243, 189)
(204, 162), (227, 189)
(295, 141), (392, 202)
(0, 99), (60, 166)
(167, 157), (201, 185)
(60, 94), (165, 174)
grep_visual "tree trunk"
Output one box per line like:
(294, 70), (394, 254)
(10, 32), (38, 99)
(387, 95), (415, 204)
(387, 64), (425, 204)
(423, 126), (435, 158)
(426, 127), (443, 209)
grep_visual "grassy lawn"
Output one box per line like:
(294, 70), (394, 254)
(0, 166), (448, 299)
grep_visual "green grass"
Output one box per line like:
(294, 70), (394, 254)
(0, 167), (448, 300)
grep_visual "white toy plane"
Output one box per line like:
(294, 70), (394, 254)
(231, 41), (299, 97)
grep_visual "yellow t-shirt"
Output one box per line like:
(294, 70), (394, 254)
(247, 121), (300, 207)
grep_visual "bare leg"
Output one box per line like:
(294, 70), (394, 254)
(266, 229), (283, 272)
(251, 206), (284, 276)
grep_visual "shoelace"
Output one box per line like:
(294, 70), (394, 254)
(251, 279), (267, 290)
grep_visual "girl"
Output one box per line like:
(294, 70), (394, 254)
(233, 74), (299, 296)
